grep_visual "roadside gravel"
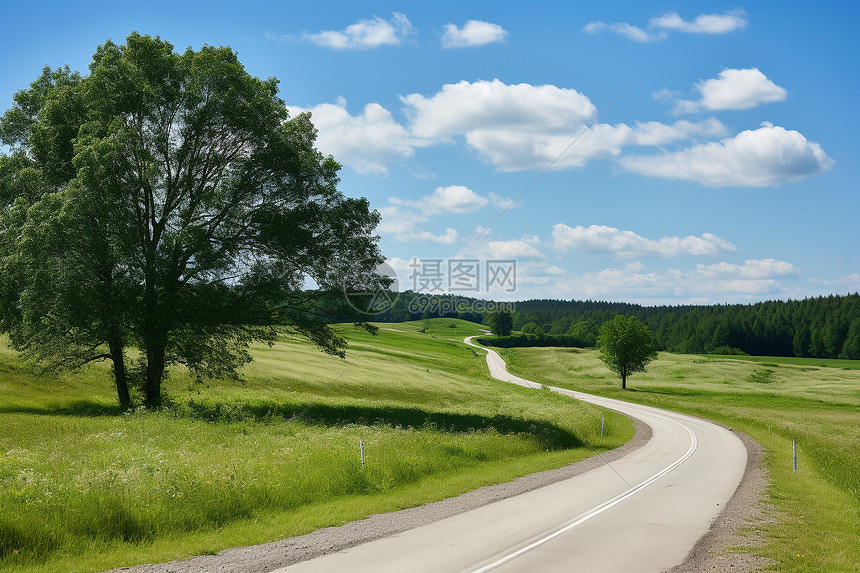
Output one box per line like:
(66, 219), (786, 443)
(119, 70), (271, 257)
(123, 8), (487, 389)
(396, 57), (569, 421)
(667, 427), (775, 572)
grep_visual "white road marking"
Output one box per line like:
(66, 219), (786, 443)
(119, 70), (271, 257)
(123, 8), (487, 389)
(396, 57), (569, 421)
(465, 336), (701, 572)
(471, 415), (697, 572)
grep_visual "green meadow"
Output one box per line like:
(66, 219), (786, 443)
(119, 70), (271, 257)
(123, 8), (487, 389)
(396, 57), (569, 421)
(501, 347), (860, 572)
(0, 320), (632, 573)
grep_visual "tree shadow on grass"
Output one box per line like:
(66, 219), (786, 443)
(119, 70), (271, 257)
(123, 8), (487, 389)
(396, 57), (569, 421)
(625, 387), (707, 397)
(176, 400), (585, 451)
(0, 399), (584, 450)
(0, 400), (126, 417)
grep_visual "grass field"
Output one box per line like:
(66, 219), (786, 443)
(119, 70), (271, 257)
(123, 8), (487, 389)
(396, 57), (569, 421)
(703, 353), (860, 370)
(0, 320), (633, 573)
(501, 347), (860, 572)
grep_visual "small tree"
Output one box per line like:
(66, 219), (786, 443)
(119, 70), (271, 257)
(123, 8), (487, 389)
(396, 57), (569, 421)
(487, 310), (513, 336)
(520, 321), (538, 334)
(597, 315), (657, 390)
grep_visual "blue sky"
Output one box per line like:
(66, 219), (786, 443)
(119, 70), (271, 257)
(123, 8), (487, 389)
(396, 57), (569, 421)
(2, 1), (858, 304)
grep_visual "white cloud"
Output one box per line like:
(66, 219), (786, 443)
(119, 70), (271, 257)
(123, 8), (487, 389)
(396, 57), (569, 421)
(583, 21), (666, 43)
(551, 224), (737, 258)
(472, 238), (546, 260)
(693, 259), (801, 280)
(377, 207), (459, 244)
(304, 13), (414, 49)
(545, 265), (568, 276)
(291, 80), (827, 185)
(674, 68), (788, 113)
(462, 117), (727, 171)
(442, 20), (508, 48)
(426, 185), (488, 214)
(379, 185), (505, 243)
(620, 124), (834, 187)
(391, 185), (489, 215)
(834, 274), (860, 290)
(288, 100), (420, 175)
(401, 79), (727, 171)
(545, 258), (799, 303)
(651, 10), (748, 34)
(402, 79), (596, 140)
(487, 192), (515, 209)
(377, 204), (423, 226)
(652, 89), (680, 103)
(584, 10), (746, 43)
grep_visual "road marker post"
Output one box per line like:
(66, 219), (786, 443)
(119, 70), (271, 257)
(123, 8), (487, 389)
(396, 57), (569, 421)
(793, 440), (797, 472)
(360, 439), (365, 468)
(601, 416), (605, 438)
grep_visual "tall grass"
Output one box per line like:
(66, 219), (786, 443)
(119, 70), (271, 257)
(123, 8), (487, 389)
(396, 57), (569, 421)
(0, 321), (632, 572)
(502, 347), (860, 572)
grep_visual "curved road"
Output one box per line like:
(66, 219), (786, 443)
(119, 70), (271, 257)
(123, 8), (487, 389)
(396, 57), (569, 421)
(272, 336), (747, 572)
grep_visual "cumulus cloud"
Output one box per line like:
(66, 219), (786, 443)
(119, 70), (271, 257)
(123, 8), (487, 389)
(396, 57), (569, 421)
(391, 185), (489, 215)
(402, 79), (596, 140)
(481, 239), (545, 260)
(585, 10), (746, 42)
(442, 20), (508, 48)
(620, 124), (834, 187)
(401, 79), (727, 171)
(692, 258), (801, 280)
(547, 258), (799, 303)
(463, 117), (727, 171)
(379, 185), (508, 243)
(396, 225), (459, 244)
(288, 99), (421, 175)
(290, 80), (829, 187)
(674, 68), (788, 113)
(834, 274), (860, 290)
(551, 224), (737, 258)
(651, 10), (748, 34)
(425, 185), (488, 214)
(377, 206), (458, 244)
(304, 13), (414, 49)
(583, 21), (666, 42)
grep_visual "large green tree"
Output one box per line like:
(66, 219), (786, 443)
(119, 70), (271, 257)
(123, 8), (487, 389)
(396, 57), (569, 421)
(597, 315), (658, 390)
(0, 33), (384, 407)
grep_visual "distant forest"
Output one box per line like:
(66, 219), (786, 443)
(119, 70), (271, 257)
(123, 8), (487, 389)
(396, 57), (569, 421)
(370, 292), (860, 359)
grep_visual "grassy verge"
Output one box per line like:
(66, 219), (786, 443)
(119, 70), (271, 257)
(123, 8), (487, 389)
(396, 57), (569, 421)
(500, 347), (860, 572)
(0, 320), (633, 572)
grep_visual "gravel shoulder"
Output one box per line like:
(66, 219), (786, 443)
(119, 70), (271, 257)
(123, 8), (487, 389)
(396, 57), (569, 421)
(113, 414), (771, 573)
(667, 426), (775, 572)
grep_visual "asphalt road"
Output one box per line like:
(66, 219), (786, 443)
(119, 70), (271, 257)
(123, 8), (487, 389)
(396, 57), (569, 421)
(271, 336), (747, 572)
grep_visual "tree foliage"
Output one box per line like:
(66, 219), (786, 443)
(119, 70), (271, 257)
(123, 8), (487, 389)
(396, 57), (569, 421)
(492, 295), (860, 359)
(597, 315), (658, 389)
(0, 33), (384, 407)
(487, 310), (513, 336)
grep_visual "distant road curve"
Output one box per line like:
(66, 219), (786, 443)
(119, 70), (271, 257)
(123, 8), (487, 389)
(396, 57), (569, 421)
(272, 336), (747, 572)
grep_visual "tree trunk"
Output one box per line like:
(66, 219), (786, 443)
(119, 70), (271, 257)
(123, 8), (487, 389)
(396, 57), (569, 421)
(141, 273), (167, 407)
(144, 342), (166, 407)
(108, 336), (131, 408)
(621, 372), (627, 390)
